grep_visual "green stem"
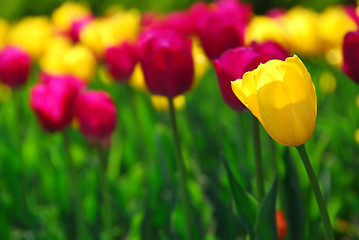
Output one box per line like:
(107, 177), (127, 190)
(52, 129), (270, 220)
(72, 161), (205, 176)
(296, 144), (334, 240)
(251, 115), (265, 203)
(168, 97), (192, 240)
(63, 131), (84, 240)
(97, 144), (112, 237)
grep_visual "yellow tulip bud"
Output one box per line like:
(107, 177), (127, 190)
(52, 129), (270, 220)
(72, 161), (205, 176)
(231, 55), (317, 147)
(52, 2), (91, 32)
(129, 64), (147, 92)
(8, 16), (53, 59)
(151, 95), (186, 111)
(319, 71), (337, 94)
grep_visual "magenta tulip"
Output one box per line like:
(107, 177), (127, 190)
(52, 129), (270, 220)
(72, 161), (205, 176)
(30, 73), (85, 132)
(70, 15), (94, 42)
(74, 90), (117, 140)
(342, 31), (359, 84)
(192, 0), (250, 59)
(104, 41), (137, 82)
(138, 28), (194, 97)
(213, 42), (288, 111)
(0, 46), (31, 88)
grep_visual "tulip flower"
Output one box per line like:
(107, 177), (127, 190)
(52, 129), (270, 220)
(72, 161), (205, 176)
(52, 2), (91, 34)
(231, 55), (316, 147)
(74, 90), (117, 140)
(30, 73), (85, 132)
(232, 55), (335, 240)
(0, 46), (31, 88)
(342, 30), (359, 84)
(8, 16), (53, 59)
(70, 16), (94, 42)
(138, 28), (194, 97)
(192, 0), (251, 59)
(104, 41), (138, 82)
(129, 63), (147, 92)
(276, 210), (287, 240)
(214, 42), (288, 112)
(0, 19), (9, 49)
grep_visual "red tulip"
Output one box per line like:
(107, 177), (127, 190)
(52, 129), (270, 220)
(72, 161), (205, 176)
(138, 28), (194, 97)
(30, 73), (85, 132)
(74, 90), (117, 140)
(276, 210), (288, 240)
(104, 41), (138, 82)
(0, 46), (31, 88)
(342, 31), (359, 84)
(213, 41), (287, 112)
(191, 0), (250, 59)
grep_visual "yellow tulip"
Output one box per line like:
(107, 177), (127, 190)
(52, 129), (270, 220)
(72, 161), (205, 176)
(80, 9), (140, 57)
(192, 37), (209, 88)
(151, 95), (186, 111)
(231, 55), (317, 147)
(283, 7), (322, 56)
(129, 63), (147, 92)
(52, 2), (91, 32)
(7, 16), (54, 59)
(318, 5), (356, 51)
(245, 16), (288, 49)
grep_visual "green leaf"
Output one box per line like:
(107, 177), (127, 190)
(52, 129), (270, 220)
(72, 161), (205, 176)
(281, 148), (305, 240)
(222, 153), (258, 239)
(255, 176), (278, 240)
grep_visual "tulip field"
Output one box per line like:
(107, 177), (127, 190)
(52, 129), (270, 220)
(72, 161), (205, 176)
(0, 0), (359, 240)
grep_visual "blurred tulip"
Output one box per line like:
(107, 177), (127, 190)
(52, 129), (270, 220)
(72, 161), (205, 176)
(342, 30), (359, 84)
(30, 73), (85, 132)
(0, 19), (9, 49)
(104, 41), (137, 82)
(74, 90), (117, 140)
(129, 63), (147, 92)
(214, 41), (288, 112)
(232, 55), (317, 146)
(276, 210), (288, 240)
(283, 7), (322, 56)
(70, 16), (94, 42)
(245, 16), (288, 49)
(319, 71), (337, 94)
(151, 95), (186, 111)
(325, 47), (343, 67)
(345, 5), (359, 26)
(192, 37), (209, 88)
(80, 10), (140, 57)
(318, 5), (356, 52)
(138, 29), (194, 97)
(52, 2), (91, 34)
(40, 37), (97, 83)
(0, 46), (31, 88)
(193, 0), (248, 59)
(8, 16), (53, 59)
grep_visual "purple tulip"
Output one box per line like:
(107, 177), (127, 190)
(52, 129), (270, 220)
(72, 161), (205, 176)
(342, 31), (359, 84)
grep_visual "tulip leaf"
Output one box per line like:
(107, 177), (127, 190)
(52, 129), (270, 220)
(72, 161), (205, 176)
(281, 148), (305, 240)
(222, 153), (258, 239)
(255, 176), (278, 240)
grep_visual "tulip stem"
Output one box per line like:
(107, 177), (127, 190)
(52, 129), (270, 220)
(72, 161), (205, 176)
(96, 144), (112, 237)
(168, 97), (192, 240)
(63, 131), (84, 240)
(251, 115), (265, 203)
(296, 144), (334, 240)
